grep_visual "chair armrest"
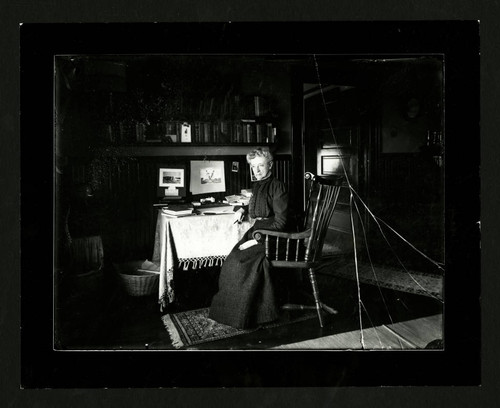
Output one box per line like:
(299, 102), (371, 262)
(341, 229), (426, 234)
(253, 229), (312, 262)
(253, 229), (311, 242)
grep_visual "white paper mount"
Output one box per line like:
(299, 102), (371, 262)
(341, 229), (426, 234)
(181, 122), (191, 143)
(164, 187), (179, 196)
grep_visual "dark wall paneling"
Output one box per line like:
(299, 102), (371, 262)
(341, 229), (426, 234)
(377, 153), (441, 204)
(371, 153), (444, 271)
(60, 155), (292, 264)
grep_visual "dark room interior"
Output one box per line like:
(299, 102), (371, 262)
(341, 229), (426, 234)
(53, 53), (445, 351)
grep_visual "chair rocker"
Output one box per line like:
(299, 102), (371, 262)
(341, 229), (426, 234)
(253, 172), (345, 328)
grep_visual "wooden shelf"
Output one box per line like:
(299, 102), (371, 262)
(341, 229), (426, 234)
(93, 144), (275, 157)
(106, 119), (277, 146)
(130, 142), (274, 147)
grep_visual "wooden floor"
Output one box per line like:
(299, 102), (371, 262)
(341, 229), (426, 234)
(55, 263), (443, 351)
(273, 314), (442, 349)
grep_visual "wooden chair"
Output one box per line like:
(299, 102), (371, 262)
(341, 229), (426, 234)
(253, 172), (345, 327)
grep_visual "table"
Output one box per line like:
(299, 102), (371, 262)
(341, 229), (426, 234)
(152, 212), (251, 310)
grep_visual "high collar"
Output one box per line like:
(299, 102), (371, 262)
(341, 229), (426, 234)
(253, 173), (273, 184)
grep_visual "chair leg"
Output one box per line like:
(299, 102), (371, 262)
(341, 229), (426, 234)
(280, 268), (337, 328)
(308, 267), (324, 327)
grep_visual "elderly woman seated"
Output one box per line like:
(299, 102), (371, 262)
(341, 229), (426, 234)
(209, 148), (288, 329)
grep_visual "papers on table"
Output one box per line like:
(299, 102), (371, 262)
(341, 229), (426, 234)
(225, 194), (250, 206)
(161, 203), (194, 217)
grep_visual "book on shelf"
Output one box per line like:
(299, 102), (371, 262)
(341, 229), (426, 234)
(256, 123), (264, 143)
(212, 122), (220, 143)
(219, 120), (230, 143)
(266, 123), (274, 143)
(234, 122), (243, 143)
(193, 121), (202, 143)
(254, 96), (269, 117)
(136, 122), (147, 142)
(203, 122), (211, 143)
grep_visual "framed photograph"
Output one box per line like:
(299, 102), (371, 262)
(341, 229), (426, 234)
(189, 160), (226, 195)
(159, 167), (185, 188)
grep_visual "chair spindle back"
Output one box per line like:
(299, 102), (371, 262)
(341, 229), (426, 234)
(303, 173), (344, 263)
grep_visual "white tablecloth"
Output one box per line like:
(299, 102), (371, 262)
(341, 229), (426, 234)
(152, 213), (251, 310)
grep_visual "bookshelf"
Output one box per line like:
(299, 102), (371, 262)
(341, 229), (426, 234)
(103, 95), (278, 147)
(56, 55), (289, 158)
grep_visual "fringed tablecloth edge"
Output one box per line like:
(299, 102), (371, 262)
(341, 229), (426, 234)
(178, 255), (227, 270)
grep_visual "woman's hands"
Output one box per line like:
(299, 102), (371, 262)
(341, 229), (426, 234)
(233, 208), (245, 224)
(233, 208), (256, 249)
(238, 239), (258, 251)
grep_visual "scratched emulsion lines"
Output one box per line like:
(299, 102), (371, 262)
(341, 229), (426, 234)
(312, 55), (443, 349)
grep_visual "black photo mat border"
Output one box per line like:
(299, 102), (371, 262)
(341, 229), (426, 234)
(20, 22), (480, 388)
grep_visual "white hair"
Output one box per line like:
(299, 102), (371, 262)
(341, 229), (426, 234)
(246, 148), (273, 164)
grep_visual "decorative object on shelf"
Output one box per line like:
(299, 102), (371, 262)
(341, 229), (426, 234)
(180, 122), (192, 143)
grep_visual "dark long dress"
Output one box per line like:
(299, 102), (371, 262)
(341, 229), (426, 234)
(208, 175), (288, 329)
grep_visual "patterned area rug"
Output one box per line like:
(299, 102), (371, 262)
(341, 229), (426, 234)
(318, 259), (443, 300)
(162, 308), (315, 349)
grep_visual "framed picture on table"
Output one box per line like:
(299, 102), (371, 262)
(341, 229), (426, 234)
(159, 167), (185, 188)
(157, 165), (186, 199)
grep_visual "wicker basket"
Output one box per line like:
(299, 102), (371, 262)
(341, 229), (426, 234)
(113, 261), (160, 296)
